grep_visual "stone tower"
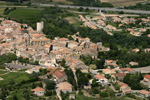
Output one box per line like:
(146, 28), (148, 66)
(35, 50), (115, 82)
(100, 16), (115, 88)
(26, 33), (30, 46)
(37, 21), (44, 33)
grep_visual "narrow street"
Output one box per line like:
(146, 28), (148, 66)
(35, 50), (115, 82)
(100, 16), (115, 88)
(110, 84), (118, 92)
(73, 71), (79, 94)
(56, 89), (62, 100)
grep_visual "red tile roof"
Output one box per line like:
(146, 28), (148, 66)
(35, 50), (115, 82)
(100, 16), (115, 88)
(0, 43), (7, 47)
(117, 81), (128, 86)
(58, 82), (72, 90)
(114, 73), (126, 77)
(140, 90), (150, 95)
(53, 70), (66, 78)
(32, 34), (44, 38)
(32, 87), (44, 92)
(94, 75), (106, 79)
(144, 74), (150, 80)
(120, 68), (134, 72)
(107, 60), (117, 63)
(123, 89), (132, 93)
(0, 35), (5, 38)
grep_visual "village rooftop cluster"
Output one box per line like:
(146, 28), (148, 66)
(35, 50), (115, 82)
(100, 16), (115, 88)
(79, 14), (150, 36)
(1, 17), (150, 99)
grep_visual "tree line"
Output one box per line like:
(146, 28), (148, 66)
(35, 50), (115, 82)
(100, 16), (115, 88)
(69, 0), (114, 7)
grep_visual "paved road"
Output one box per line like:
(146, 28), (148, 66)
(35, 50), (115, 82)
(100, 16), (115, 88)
(133, 66), (150, 73)
(32, 3), (150, 14)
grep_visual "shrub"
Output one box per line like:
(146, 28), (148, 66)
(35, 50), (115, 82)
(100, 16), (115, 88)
(99, 92), (109, 98)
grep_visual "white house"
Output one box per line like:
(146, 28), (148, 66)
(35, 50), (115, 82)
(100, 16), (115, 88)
(32, 87), (45, 96)
(94, 74), (108, 84)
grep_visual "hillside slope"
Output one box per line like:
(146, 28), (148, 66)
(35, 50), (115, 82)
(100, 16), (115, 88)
(31, 0), (146, 6)
(101, 0), (146, 6)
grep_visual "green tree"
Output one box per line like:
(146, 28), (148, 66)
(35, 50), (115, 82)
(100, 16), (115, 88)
(99, 92), (108, 98)
(85, 8), (89, 12)
(32, 83), (36, 89)
(92, 88), (99, 94)
(61, 59), (66, 67)
(34, 61), (39, 65)
(13, 95), (18, 100)
(96, 59), (105, 69)
(91, 79), (99, 87)
(78, 7), (84, 12)
(45, 80), (56, 90)
(78, 76), (88, 88)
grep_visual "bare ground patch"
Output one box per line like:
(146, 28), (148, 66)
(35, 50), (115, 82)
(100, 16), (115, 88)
(65, 17), (78, 24)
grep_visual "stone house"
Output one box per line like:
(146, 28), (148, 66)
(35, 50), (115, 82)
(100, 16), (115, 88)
(57, 82), (72, 93)
(139, 90), (150, 98)
(53, 70), (67, 83)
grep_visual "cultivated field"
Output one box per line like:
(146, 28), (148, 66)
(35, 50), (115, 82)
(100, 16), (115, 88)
(8, 8), (42, 18)
(101, 0), (147, 6)
(52, 0), (73, 4)
(0, 72), (30, 87)
(31, 0), (73, 4)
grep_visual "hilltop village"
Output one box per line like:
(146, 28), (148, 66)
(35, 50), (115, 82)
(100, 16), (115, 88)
(1, 16), (150, 100)
(0, 18), (109, 68)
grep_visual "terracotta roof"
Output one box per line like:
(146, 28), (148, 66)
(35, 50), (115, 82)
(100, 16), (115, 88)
(107, 60), (117, 63)
(85, 37), (90, 40)
(103, 69), (115, 73)
(32, 38), (50, 42)
(4, 21), (11, 24)
(59, 38), (68, 41)
(32, 34), (44, 38)
(0, 43), (7, 47)
(35, 66), (41, 70)
(114, 73), (126, 77)
(53, 70), (66, 78)
(123, 89), (132, 93)
(117, 81), (128, 86)
(140, 90), (150, 95)
(120, 68), (134, 72)
(58, 82), (72, 90)
(0, 35), (5, 38)
(94, 75), (106, 79)
(32, 87), (44, 92)
(129, 61), (139, 66)
(45, 44), (51, 48)
(144, 74), (150, 79)
(132, 48), (139, 52)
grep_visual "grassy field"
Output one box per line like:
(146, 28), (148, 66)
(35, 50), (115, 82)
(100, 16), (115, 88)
(0, 70), (8, 75)
(0, 72), (30, 87)
(31, 0), (73, 4)
(101, 0), (146, 6)
(52, 0), (73, 4)
(0, 7), (5, 16)
(8, 8), (42, 19)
